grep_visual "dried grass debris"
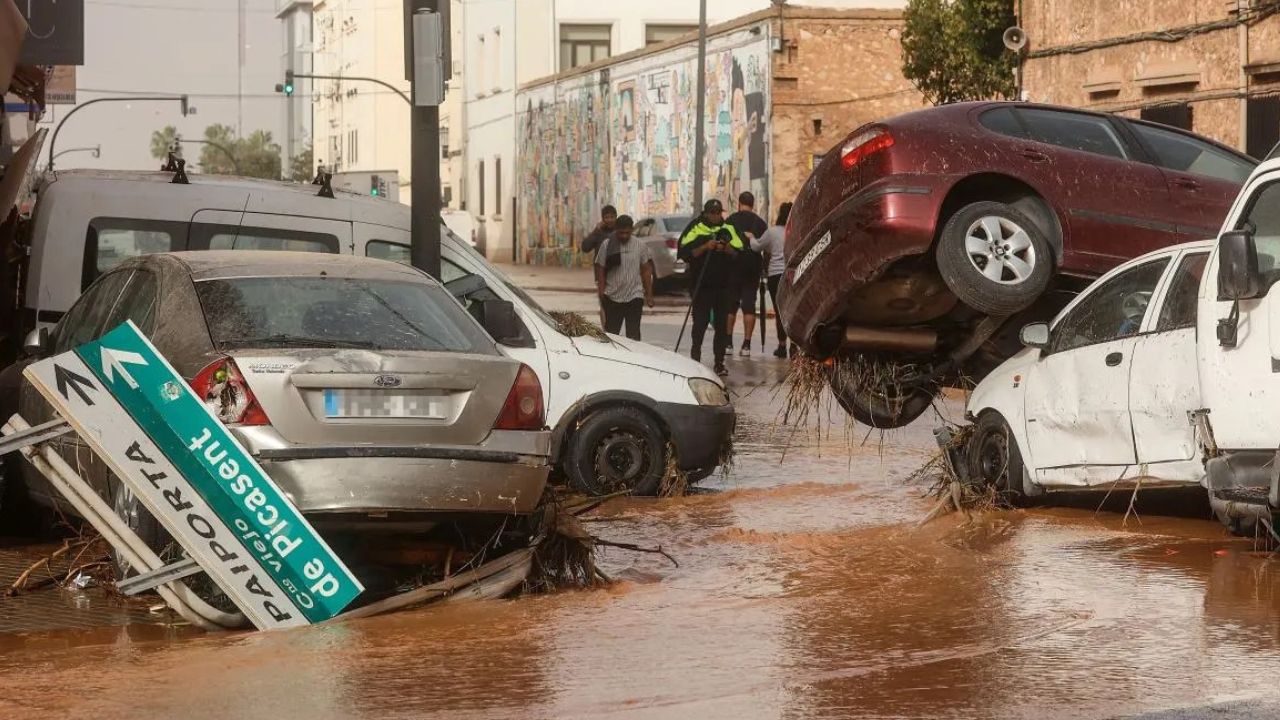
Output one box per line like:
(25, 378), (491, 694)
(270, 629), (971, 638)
(549, 311), (610, 342)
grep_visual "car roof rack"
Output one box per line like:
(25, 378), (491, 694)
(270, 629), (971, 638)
(160, 152), (189, 185)
(313, 169), (334, 199)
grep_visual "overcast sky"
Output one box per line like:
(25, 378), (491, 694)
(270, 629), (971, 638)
(43, 0), (285, 172)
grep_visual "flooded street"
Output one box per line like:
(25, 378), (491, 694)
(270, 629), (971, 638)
(3, 313), (1280, 720)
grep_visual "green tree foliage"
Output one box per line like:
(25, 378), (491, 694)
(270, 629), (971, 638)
(901, 0), (1017, 106)
(288, 141), (314, 183)
(149, 125), (180, 161)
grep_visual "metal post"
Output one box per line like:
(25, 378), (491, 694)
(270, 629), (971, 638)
(47, 96), (189, 171)
(407, 0), (443, 280)
(692, 0), (708, 213)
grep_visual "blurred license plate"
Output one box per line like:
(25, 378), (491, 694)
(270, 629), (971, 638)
(323, 389), (446, 419)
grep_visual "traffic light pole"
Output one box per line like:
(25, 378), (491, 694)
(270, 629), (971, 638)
(283, 72), (411, 106)
(406, 0), (442, 280)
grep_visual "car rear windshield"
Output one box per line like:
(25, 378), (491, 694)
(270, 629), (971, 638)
(194, 276), (496, 354)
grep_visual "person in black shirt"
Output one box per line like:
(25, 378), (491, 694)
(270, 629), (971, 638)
(580, 205), (618, 256)
(725, 191), (768, 356)
(678, 199), (744, 377)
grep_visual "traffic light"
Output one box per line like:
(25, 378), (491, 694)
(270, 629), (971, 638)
(282, 70), (295, 96)
(370, 174), (381, 197)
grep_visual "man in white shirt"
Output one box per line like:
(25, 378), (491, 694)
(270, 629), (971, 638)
(594, 215), (656, 340)
(751, 201), (793, 358)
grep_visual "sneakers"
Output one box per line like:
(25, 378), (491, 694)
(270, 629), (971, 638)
(773, 345), (787, 359)
(738, 341), (751, 357)
(714, 363), (729, 377)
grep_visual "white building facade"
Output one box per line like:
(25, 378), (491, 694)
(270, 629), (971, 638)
(277, 0), (315, 168)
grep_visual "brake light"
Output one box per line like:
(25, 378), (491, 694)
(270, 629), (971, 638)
(665, 236), (678, 250)
(190, 357), (269, 426)
(840, 128), (894, 171)
(493, 364), (544, 431)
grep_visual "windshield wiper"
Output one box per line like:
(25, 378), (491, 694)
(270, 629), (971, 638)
(221, 334), (380, 350)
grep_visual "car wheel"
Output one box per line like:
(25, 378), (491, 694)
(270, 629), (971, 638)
(966, 412), (1028, 506)
(826, 365), (937, 429)
(109, 477), (168, 577)
(937, 201), (1054, 317)
(566, 406), (667, 497)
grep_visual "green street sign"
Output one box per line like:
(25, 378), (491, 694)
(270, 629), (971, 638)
(73, 321), (363, 623)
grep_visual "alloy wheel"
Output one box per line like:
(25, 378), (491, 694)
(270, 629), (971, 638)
(964, 215), (1037, 285)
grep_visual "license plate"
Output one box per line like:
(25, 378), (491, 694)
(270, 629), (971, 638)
(794, 231), (832, 282)
(323, 389), (447, 419)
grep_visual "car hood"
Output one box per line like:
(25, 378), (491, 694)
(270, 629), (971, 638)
(569, 334), (721, 383)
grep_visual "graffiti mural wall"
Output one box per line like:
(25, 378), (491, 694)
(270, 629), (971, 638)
(516, 26), (771, 266)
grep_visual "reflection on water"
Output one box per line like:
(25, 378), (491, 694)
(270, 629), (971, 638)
(1, 380), (1279, 719)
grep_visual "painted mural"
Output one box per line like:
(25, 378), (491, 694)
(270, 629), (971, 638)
(516, 29), (771, 266)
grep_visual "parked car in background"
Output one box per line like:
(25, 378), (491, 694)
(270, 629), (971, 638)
(442, 209), (478, 250)
(3, 170), (733, 496)
(635, 214), (693, 284)
(9, 251), (549, 588)
(780, 101), (1256, 429)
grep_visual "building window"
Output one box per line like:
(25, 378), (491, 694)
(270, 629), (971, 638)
(441, 125), (449, 159)
(475, 35), (486, 95)
(645, 24), (696, 46)
(347, 129), (359, 165)
(1247, 95), (1280, 160)
(560, 24), (610, 71)
(491, 28), (502, 91)
(478, 160), (486, 216)
(494, 157), (502, 218)
(1140, 103), (1193, 132)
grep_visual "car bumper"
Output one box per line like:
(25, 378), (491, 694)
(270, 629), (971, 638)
(779, 183), (940, 350)
(234, 428), (550, 516)
(655, 401), (736, 473)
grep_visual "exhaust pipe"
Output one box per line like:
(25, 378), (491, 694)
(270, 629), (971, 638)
(841, 326), (938, 353)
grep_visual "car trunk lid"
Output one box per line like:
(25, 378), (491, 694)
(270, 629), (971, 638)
(230, 349), (518, 446)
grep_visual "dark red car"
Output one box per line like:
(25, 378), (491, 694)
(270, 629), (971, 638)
(779, 101), (1255, 428)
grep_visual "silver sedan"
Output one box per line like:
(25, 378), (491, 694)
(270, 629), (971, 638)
(14, 251), (551, 547)
(635, 215), (693, 283)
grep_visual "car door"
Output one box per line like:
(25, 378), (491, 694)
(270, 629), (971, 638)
(1125, 121), (1256, 241)
(1128, 250), (1209, 471)
(1022, 256), (1171, 481)
(1013, 107), (1175, 272)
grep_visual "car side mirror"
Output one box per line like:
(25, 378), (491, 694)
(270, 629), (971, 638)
(1217, 229), (1262, 301)
(23, 327), (52, 358)
(1020, 322), (1050, 351)
(477, 299), (523, 345)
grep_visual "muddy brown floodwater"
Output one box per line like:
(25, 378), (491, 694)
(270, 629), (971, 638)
(4, 351), (1280, 719)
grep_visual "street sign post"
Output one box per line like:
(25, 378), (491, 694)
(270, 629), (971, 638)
(23, 321), (363, 629)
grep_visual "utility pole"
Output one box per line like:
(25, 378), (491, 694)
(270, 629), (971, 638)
(406, 0), (445, 279)
(692, 0), (708, 214)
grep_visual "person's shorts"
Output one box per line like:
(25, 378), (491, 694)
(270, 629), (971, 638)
(736, 280), (760, 314)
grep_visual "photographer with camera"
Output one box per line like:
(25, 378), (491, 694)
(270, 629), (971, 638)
(677, 199), (744, 377)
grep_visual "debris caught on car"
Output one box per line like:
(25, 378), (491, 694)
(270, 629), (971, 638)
(549, 310), (611, 342)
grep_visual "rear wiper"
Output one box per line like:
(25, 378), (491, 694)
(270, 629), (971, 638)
(221, 334), (380, 350)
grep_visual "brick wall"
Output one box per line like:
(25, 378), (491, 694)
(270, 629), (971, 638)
(1022, 0), (1280, 154)
(769, 11), (925, 212)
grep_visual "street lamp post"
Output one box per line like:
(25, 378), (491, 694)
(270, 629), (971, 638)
(692, 0), (708, 214)
(280, 72), (411, 106)
(51, 145), (101, 163)
(47, 95), (192, 172)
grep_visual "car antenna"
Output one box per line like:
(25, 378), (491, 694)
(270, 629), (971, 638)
(313, 169), (335, 199)
(160, 152), (190, 185)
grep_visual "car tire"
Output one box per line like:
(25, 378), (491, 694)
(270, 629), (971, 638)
(966, 412), (1028, 506)
(566, 406), (667, 497)
(109, 477), (168, 577)
(937, 201), (1054, 317)
(826, 366), (937, 429)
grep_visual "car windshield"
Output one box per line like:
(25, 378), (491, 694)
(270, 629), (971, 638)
(195, 276), (495, 353)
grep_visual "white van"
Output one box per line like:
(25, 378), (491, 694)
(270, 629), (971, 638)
(11, 169), (734, 494)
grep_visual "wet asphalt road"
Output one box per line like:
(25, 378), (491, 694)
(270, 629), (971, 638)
(3, 291), (1280, 718)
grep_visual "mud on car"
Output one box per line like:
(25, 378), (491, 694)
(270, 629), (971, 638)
(779, 101), (1255, 428)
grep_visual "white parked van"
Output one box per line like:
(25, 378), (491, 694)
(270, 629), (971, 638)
(8, 170), (734, 495)
(964, 152), (1280, 533)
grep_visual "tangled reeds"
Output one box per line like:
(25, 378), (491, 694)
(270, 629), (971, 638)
(549, 311), (611, 342)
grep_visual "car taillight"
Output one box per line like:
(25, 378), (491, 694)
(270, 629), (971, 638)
(190, 357), (269, 426)
(840, 128), (894, 171)
(493, 364), (544, 431)
(665, 235), (678, 250)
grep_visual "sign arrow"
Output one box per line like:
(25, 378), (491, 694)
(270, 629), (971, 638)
(101, 346), (148, 390)
(53, 364), (96, 406)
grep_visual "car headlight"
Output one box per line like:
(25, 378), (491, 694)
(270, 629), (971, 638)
(689, 378), (728, 406)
